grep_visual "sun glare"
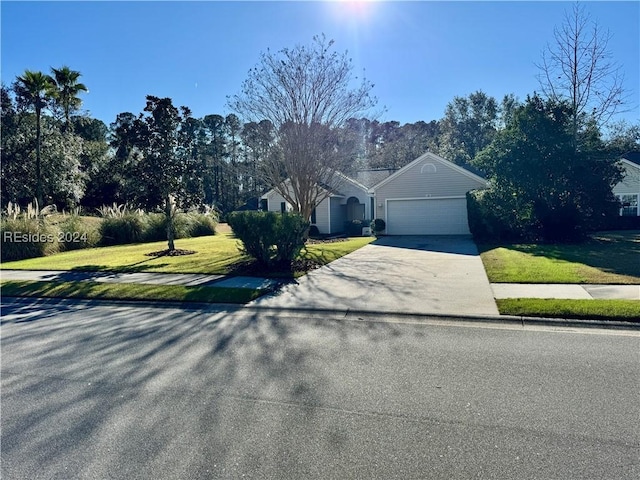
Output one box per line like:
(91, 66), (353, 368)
(328, 0), (377, 22)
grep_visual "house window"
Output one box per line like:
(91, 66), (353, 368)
(311, 208), (317, 224)
(618, 194), (639, 216)
(280, 202), (286, 214)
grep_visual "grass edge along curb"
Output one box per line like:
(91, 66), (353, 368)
(0, 280), (264, 305)
(497, 298), (640, 322)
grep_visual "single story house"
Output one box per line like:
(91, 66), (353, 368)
(261, 172), (373, 235)
(614, 152), (640, 217)
(261, 152), (488, 235)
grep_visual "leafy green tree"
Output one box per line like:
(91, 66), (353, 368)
(133, 96), (200, 251)
(13, 70), (55, 206)
(229, 34), (377, 220)
(1, 94), (86, 208)
(202, 114), (228, 208)
(439, 90), (499, 166)
(604, 120), (640, 156)
(74, 117), (114, 209)
(241, 119), (276, 197)
(225, 114), (243, 209)
(475, 95), (622, 242)
(50, 66), (88, 132)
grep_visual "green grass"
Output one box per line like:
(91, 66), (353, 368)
(497, 298), (640, 322)
(0, 233), (244, 274)
(0, 235), (374, 305)
(1, 280), (263, 304)
(480, 231), (640, 284)
(302, 237), (375, 264)
(0, 233), (375, 276)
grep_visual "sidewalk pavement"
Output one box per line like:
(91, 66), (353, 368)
(1, 269), (638, 300)
(492, 283), (640, 300)
(0, 269), (280, 290)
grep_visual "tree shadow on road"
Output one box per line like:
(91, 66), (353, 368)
(1, 300), (416, 477)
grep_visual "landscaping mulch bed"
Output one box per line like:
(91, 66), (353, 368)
(226, 257), (324, 278)
(145, 249), (197, 257)
(306, 237), (348, 244)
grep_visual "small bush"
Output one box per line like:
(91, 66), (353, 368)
(1, 217), (60, 262)
(99, 214), (147, 246)
(228, 211), (309, 269)
(344, 219), (365, 236)
(370, 218), (386, 236)
(599, 214), (640, 231)
(228, 211), (277, 266)
(308, 225), (321, 238)
(467, 190), (530, 243)
(275, 213), (309, 267)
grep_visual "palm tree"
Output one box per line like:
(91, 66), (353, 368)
(15, 70), (55, 207)
(50, 66), (87, 132)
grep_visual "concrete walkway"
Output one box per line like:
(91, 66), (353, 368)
(2, 270), (638, 302)
(492, 283), (640, 300)
(0, 269), (280, 290)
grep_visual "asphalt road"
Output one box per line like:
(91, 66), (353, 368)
(1, 298), (639, 479)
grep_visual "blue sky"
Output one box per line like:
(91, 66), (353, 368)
(2, 1), (638, 127)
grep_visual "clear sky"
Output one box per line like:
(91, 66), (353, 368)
(2, 1), (639, 127)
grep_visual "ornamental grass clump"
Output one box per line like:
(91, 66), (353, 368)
(1, 201), (60, 261)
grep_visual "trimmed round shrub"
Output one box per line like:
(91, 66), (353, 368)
(308, 225), (321, 238)
(370, 218), (386, 236)
(227, 211), (309, 269)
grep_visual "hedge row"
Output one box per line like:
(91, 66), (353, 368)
(1, 211), (217, 262)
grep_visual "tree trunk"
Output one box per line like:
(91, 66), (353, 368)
(35, 105), (43, 208)
(165, 195), (175, 251)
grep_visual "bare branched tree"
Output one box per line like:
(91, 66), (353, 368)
(228, 34), (377, 220)
(536, 2), (629, 146)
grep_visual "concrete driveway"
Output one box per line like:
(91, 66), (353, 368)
(253, 236), (499, 316)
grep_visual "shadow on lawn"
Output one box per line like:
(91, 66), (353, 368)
(69, 262), (170, 273)
(504, 231), (640, 279)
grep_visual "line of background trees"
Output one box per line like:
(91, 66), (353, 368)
(2, 4), (639, 244)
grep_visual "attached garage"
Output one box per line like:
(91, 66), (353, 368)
(386, 197), (470, 235)
(371, 153), (488, 236)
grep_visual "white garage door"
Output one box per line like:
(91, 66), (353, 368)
(386, 198), (470, 235)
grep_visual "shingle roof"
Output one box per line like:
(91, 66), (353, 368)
(354, 169), (397, 189)
(623, 152), (640, 166)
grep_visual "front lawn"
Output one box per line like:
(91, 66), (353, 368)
(1, 280), (263, 304)
(1, 234), (374, 304)
(0, 233), (375, 276)
(480, 231), (640, 284)
(498, 298), (640, 322)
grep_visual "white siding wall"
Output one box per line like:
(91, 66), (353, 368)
(613, 162), (640, 196)
(262, 190), (334, 234)
(263, 190), (289, 213)
(314, 197), (331, 234)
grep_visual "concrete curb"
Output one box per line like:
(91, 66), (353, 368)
(3, 296), (638, 331)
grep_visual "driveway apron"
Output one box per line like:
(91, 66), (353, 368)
(253, 236), (499, 316)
